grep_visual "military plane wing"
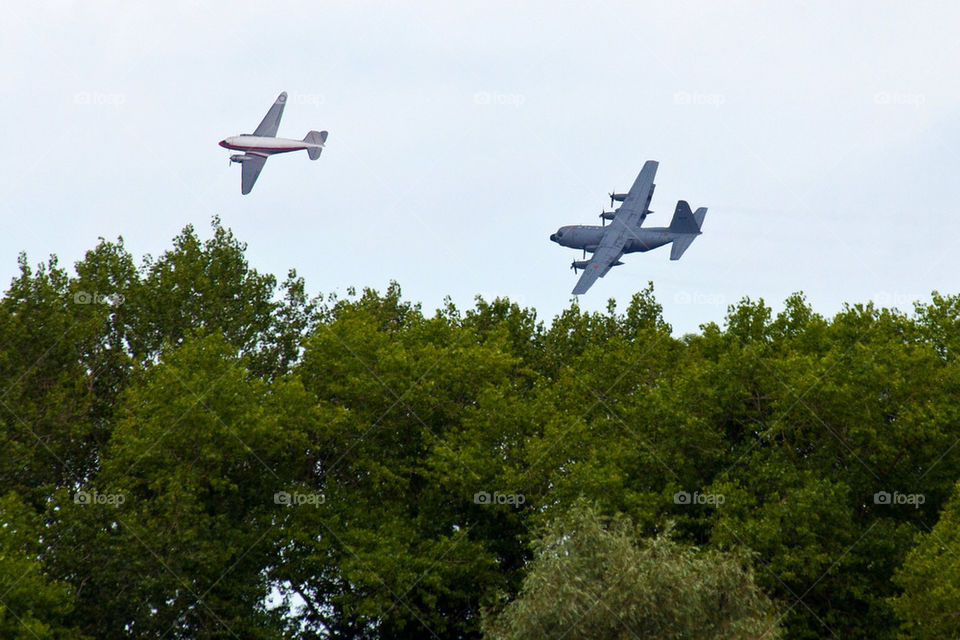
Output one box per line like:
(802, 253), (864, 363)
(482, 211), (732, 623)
(572, 161), (658, 295)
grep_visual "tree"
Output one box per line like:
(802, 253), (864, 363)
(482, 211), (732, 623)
(273, 284), (536, 638)
(5, 220), (960, 640)
(0, 492), (86, 640)
(890, 479), (960, 639)
(53, 333), (311, 639)
(0, 253), (103, 501)
(482, 502), (781, 640)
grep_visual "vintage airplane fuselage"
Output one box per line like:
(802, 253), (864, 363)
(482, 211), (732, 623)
(549, 224), (675, 254)
(219, 135), (313, 156)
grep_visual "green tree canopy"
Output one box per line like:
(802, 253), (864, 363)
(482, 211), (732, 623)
(890, 478), (960, 639)
(1, 221), (959, 639)
(483, 502), (781, 640)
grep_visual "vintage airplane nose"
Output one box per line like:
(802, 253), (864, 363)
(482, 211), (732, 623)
(550, 233), (558, 242)
(218, 140), (228, 148)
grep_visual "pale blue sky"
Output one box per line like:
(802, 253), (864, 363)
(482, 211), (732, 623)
(2, 1), (958, 334)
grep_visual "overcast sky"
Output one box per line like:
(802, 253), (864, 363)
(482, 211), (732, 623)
(2, 1), (958, 334)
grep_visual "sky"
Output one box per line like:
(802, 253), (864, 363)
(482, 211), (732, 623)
(2, 1), (958, 335)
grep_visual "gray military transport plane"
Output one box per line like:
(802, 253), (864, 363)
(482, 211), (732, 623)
(219, 92), (328, 195)
(550, 161), (707, 295)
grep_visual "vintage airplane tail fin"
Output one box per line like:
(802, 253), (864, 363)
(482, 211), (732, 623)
(669, 201), (705, 260)
(304, 130), (327, 160)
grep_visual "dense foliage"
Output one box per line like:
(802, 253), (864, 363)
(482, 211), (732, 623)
(483, 502), (781, 640)
(1, 218), (959, 639)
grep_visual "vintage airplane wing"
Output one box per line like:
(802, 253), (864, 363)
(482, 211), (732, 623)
(252, 92), (287, 137)
(240, 154), (268, 195)
(572, 161), (659, 295)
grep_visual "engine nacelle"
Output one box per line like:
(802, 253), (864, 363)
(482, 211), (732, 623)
(571, 259), (624, 272)
(230, 154), (251, 163)
(600, 211), (617, 221)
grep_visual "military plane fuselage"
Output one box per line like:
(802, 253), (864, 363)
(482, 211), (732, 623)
(549, 224), (676, 254)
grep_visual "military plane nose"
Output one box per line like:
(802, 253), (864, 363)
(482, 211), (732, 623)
(218, 140), (228, 148)
(550, 233), (558, 242)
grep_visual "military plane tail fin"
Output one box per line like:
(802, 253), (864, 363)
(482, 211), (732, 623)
(668, 200), (701, 234)
(669, 201), (705, 260)
(693, 207), (707, 229)
(670, 235), (697, 260)
(304, 130), (327, 160)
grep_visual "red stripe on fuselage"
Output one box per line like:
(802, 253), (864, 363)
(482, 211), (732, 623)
(221, 143), (305, 152)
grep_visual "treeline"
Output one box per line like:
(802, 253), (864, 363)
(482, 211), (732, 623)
(2, 218), (960, 639)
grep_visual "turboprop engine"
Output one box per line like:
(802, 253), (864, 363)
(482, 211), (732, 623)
(571, 259), (623, 273)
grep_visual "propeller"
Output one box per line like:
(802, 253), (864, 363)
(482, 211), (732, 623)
(599, 210), (619, 226)
(610, 191), (616, 208)
(571, 262), (579, 274)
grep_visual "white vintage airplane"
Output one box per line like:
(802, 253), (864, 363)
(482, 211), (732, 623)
(219, 91), (327, 194)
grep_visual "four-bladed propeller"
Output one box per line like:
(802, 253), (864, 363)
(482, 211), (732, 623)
(609, 191), (627, 208)
(565, 186), (645, 277)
